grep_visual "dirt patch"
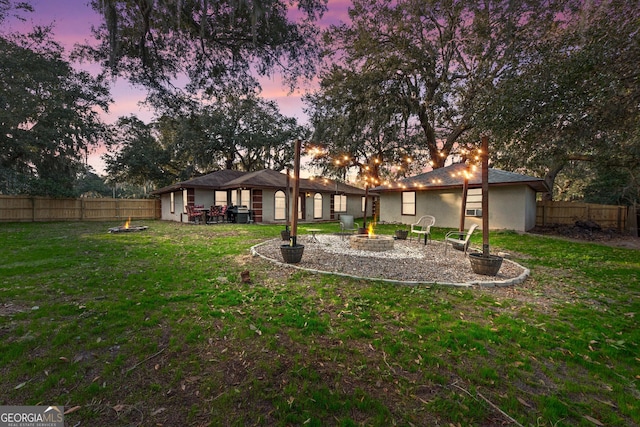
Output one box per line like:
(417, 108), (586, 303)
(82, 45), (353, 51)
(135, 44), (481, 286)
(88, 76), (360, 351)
(0, 303), (32, 316)
(529, 222), (640, 249)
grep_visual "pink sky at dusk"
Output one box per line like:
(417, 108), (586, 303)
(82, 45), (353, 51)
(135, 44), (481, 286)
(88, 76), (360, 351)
(11, 0), (351, 174)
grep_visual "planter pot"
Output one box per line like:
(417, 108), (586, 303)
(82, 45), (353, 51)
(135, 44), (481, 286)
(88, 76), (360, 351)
(394, 230), (408, 240)
(468, 253), (503, 276)
(281, 230), (290, 241)
(280, 244), (305, 264)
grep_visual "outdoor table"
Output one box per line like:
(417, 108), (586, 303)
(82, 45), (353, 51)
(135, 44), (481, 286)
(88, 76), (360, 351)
(306, 228), (322, 243)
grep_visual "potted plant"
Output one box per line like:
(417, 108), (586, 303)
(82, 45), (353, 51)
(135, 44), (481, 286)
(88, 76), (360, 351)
(281, 225), (290, 241)
(394, 226), (408, 240)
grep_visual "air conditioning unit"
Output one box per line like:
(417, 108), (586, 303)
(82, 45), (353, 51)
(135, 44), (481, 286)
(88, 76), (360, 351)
(466, 209), (482, 217)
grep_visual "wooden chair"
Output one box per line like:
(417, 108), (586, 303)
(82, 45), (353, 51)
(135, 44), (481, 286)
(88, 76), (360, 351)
(410, 215), (436, 245)
(444, 224), (479, 255)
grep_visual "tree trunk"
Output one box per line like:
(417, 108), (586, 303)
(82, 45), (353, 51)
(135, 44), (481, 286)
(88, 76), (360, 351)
(543, 162), (566, 201)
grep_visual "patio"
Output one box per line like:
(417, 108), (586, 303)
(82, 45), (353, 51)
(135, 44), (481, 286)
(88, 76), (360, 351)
(252, 234), (528, 287)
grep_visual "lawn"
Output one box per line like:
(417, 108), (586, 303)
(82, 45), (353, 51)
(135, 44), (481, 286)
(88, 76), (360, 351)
(0, 221), (638, 426)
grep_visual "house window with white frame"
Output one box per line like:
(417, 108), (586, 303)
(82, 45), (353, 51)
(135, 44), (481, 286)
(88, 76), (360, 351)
(239, 189), (250, 207)
(402, 191), (416, 215)
(182, 189), (188, 213)
(334, 194), (347, 212)
(170, 192), (175, 213)
(465, 188), (482, 216)
(313, 193), (323, 219)
(274, 190), (286, 220)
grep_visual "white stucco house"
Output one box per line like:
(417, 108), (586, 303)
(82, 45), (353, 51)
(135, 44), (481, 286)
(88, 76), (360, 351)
(372, 163), (548, 232)
(151, 169), (375, 224)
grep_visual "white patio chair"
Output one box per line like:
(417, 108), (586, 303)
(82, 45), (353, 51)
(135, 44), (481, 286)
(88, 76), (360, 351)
(444, 224), (479, 255)
(410, 215), (436, 245)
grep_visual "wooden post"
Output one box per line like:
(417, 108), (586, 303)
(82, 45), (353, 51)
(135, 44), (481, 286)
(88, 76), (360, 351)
(363, 185), (369, 229)
(481, 136), (490, 257)
(459, 171), (469, 233)
(285, 168), (290, 232)
(289, 139), (302, 247)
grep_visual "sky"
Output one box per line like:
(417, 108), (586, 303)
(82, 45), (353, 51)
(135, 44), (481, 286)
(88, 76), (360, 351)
(9, 0), (351, 174)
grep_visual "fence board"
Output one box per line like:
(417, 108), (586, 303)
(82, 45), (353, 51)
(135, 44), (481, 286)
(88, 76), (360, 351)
(536, 200), (628, 231)
(0, 196), (160, 222)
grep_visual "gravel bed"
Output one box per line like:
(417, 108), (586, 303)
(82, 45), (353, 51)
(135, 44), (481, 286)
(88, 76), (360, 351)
(252, 234), (528, 286)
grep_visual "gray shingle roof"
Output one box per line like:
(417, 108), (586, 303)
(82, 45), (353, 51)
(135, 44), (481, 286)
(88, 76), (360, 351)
(152, 169), (370, 196)
(151, 169), (246, 194)
(372, 163), (548, 192)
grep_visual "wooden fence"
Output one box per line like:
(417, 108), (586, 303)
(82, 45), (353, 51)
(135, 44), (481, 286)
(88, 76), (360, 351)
(0, 195), (160, 222)
(536, 200), (629, 231)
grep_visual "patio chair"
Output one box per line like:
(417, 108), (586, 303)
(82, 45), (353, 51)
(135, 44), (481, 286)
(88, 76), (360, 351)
(444, 224), (479, 255)
(410, 215), (436, 245)
(219, 205), (228, 222)
(339, 214), (360, 238)
(208, 205), (220, 223)
(185, 205), (201, 224)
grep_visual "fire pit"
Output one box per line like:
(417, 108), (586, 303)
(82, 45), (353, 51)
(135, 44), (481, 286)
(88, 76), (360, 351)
(108, 218), (148, 233)
(349, 234), (395, 252)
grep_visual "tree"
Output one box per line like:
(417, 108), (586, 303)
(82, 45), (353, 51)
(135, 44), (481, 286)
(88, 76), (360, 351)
(180, 92), (307, 172)
(306, 0), (567, 177)
(82, 0), (327, 106)
(105, 95), (306, 189)
(104, 116), (176, 188)
(0, 25), (111, 196)
(0, 0), (32, 24)
(305, 64), (422, 184)
(477, 0), (640, 202)
(75, 170), (113, 197)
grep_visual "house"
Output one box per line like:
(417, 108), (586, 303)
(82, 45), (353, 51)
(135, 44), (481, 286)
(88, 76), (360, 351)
(151, 169), (376, 224)
(372, 163), (548, 232)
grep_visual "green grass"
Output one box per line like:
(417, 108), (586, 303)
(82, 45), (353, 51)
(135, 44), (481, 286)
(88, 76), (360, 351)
(0, 221), (638, 426)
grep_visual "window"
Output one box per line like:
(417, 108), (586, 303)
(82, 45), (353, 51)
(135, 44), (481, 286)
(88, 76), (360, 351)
(240, 189), (250, 207)
(298, 196), (303, 219)
(313, 193), (323, 219)
(402, 191), (416, 215)
(465, 188), (482, 216)
(182, 189), (188, 213)
(274, 190), (286, 220)
(334, 194), (347, 212)
(361, 196), (366, 212)
(215, 191), (227, 206)
(170, 192), (175, 213)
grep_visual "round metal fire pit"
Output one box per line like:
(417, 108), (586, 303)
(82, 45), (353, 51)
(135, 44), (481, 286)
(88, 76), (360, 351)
(349, 234), (395, 252)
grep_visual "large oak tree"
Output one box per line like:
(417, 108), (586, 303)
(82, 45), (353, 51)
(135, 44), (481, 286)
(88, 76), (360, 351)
(83, 0), (327, 105)
(477, 0), (640, 203)
(306, 0), (567, 180)
(0, 24), (111, 196)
